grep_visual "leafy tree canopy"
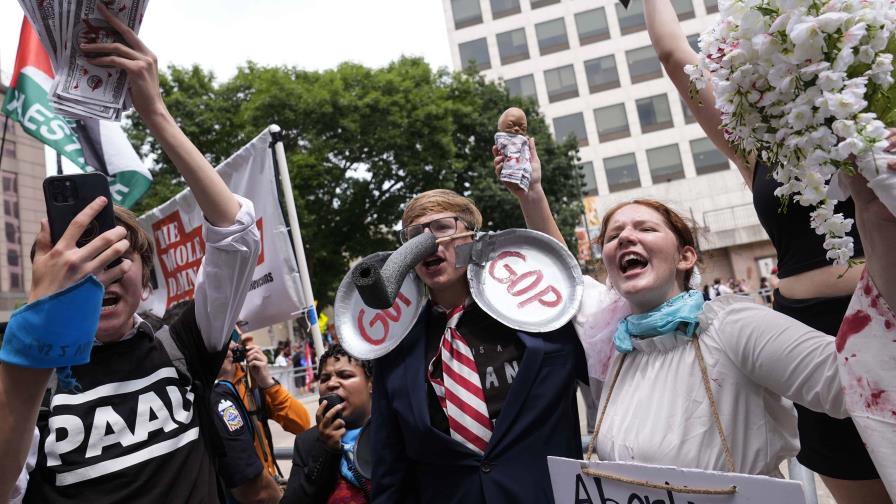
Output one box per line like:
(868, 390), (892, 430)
(127, 58), (581, 306)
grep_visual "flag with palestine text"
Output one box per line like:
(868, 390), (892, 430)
(1, 18), (151, 208)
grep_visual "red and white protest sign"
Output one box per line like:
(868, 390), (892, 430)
(139, 129), (306, 331)
(334, 266), (426, 360)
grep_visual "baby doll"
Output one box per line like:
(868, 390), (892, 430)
(495, 107), (531, 192)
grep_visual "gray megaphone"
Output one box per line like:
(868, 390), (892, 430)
(351, 232), (437, 309)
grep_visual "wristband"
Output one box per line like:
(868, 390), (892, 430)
(0, 276), (103, 368)
(261, 378), (280, 391)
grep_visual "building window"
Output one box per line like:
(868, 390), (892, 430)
(5, 223), (16, 244)
(681, 98), (696, 124)
(615, 0), (646, 35)
(553, 113), (589, 146)
(672, 0), (695, 20)
(2, 176), (16, 193)
(505, 74), (538, 104)
(579, 162), (598, 196)
(7, 250), (19, 268)
(691, 138), (731, 174)
(1, 139), (15, 160)
(704, 0), (719, 13)
(575, 8), (610, 45)
(544, 65), (579, 103)
(636, 94), (674, 133)
(535, 18), (569, 55)
(451, 0), (483, 29)
(626, 45), (663, 83)
(594, 103), (630, 142)
(584, 55), (619, 93)
(490, 0), (521, 18)
(531, 0), (560, 9)
(496, 28), (529, 64)
(10, 272), (21, 290)
(605, 153), (641, 192)
(687, 34), (700, 53)
(458, 38), (491, 71)
(647, 144), (685, 183)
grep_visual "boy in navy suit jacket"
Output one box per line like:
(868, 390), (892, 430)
(371, 138), (590, 503)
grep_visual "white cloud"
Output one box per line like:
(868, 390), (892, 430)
(1, 0), (453, 84)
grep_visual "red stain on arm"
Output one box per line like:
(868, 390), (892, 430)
(836, 310), (872, 353)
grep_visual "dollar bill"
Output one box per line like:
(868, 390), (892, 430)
(16, 0), (148, 121)
(54, 0), (144, 108)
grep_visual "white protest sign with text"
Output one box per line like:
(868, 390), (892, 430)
(139, 129), (306, 331)
(548, 457), (805, 504)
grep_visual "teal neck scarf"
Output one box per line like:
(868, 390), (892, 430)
(614, 290), (706, 353)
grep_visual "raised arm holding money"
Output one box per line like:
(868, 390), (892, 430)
(1, 4), (261, 503)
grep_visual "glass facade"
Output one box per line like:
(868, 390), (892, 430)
(594, 103), (630, 142)
(626, 45), (663, 83)
(584, 55), (619, 93)
(691, 138), (731, 174)
(575, 8), (610, 45)
(535, 18), (569, 55)
(497, 28), (530, 64)
(605, 153), (641, 192)
(636, 94), (674, 133)
(458, 38), (491, 70)
(544, 65), (579, 102)
(451, 0), (482, 29)
(647, 144), (685, 183)
(553, 112), (589, 146)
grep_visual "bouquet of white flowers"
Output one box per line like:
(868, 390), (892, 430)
(687, 0), (896, 264)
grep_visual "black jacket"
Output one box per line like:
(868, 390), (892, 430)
(281, 427), (342, 504)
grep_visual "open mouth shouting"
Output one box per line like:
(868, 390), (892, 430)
(619, 252), (649, 276)
(101, 292), (122, 313)
(420, 255), (446, 274)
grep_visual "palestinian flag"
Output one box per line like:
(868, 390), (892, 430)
(2, 18), (151, 208)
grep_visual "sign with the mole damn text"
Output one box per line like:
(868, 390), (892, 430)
(548, 457), (806, 504)
(138, 129), (306, 331)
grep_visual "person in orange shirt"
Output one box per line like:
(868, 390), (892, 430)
(232, 335), (312, 481)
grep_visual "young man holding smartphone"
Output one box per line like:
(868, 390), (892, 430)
(370, 142), (590, 503)
(1, 6), (261, 503)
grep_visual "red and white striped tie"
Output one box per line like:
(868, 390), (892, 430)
(428, 306), (493, 454)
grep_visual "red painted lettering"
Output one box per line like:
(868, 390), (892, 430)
(355, 292), (414, 346)
(518, 285), (563, 309)
(507, 270), (544, 297)
(488, 250), (526, 284)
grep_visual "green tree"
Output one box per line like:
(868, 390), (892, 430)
(127, 58), (581, 306)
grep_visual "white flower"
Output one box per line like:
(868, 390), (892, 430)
(816, 12), (850, 32)
(826, 91), (868, 119)
(840, 22), (867, 49)
(870, 53), (895, 86)
(832, 119), (857, 138)
(858, 45), (876, 64)
(832, 48), (855, 72)
(836, 136), (865, 157)
(817, 70), (846, 91)
(787, 104), (815, 130)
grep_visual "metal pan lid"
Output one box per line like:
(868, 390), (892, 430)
(464, 229), (583, 333)
(334, 254), (427, 360)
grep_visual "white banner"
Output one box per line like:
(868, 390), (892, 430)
(548, 457), (805, 504)
(138, 129), (306, 331)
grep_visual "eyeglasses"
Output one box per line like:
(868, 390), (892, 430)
(399, 216), (470, 244)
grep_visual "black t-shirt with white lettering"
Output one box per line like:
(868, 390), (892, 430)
(24, 306), (226, 504)
(425, 302), (525, 433)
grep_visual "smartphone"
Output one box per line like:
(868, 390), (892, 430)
(319, 393), (345, 418)
(43, 172), (122, 267)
